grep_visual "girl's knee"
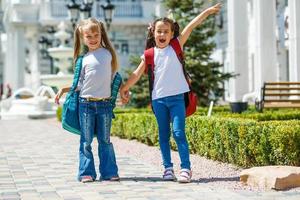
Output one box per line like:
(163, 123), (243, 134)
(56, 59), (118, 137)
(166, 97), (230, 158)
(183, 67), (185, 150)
(98, 137), (111, 145)
(173, 130), (187, 141)
(81, 142), (92, 155)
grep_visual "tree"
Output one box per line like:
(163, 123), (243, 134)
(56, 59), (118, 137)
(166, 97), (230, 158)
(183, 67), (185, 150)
(163, 0), (235, 106)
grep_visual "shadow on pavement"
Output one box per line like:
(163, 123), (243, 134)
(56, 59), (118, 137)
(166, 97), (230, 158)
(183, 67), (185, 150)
(116, 176), (239, 183)
(192, 176), (239, 183)
(119, 176), (166, 182)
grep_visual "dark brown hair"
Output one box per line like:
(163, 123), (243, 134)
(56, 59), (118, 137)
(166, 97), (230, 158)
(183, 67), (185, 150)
(145, 17), (180, 50)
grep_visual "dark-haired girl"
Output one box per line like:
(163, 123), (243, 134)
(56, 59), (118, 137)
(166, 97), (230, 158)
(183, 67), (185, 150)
(121, 3), (221, 183)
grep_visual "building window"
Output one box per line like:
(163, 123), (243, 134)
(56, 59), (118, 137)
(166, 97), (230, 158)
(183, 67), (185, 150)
(121, 43), (129, 54)
(114, 40), (129, 54)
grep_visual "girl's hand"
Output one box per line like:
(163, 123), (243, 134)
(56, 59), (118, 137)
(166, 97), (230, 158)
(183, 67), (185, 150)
(206, 3), (222, 15)
(120, 85), (130, 104)
(55, 89), (64, 105)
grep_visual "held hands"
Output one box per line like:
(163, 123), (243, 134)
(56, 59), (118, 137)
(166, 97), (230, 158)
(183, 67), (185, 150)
(206, 3), (222, 15)
(120, 85), (130, 104)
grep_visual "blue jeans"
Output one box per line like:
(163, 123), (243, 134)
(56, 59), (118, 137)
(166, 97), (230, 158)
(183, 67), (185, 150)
(78, 98), (118, 181)
(152, 93), (191, 170)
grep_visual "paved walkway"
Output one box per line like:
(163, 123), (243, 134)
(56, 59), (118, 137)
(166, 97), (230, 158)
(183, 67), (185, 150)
(0, 119), (299, 200)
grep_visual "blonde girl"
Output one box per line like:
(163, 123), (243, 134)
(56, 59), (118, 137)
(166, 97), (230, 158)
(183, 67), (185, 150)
(55, 18), (119, 183)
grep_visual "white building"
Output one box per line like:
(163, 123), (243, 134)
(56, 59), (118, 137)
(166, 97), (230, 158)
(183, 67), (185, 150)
(0, 0), (300, 104)
(0, 0), (162, 93)
(216, 0), (300, 102)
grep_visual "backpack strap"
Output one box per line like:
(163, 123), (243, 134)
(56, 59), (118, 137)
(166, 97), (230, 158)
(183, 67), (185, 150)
(110, 72), (122, 108)
(170, 38), (184, 62)
(144, 48), (155, 101)
(170, 38), (191, 87)
(144, 48), (154, 76)
(70, 56), (83, 92)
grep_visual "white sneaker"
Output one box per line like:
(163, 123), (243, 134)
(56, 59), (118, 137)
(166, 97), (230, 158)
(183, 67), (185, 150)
(162, 167), (176, 181)
(177, 169), (192, 183)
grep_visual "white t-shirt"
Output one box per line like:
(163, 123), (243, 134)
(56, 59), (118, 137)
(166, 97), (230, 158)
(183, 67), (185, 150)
(77, 48), (112, 98)
(144, 44), (190, 100)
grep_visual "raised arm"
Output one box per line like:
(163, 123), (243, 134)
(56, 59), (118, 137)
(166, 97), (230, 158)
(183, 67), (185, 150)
(178, 3), (221, 47)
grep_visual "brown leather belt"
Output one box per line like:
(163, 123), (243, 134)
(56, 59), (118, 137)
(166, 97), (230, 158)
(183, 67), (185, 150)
(82, 97), (111, 102)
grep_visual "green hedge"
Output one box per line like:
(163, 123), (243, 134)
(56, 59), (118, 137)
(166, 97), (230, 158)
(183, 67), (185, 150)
(57, 106), (300, 122)
(187, 117), (300, 166)
(114, 106), (300, 121)
(57, 106), (300, 166)
(111, 113), (159, 146)
(112, 113), (300, 167)
(57, 106), (62, 122)
(113, 107), (151, 114)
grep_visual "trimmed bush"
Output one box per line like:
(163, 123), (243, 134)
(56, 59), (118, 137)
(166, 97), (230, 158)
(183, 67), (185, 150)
(215, 110), (300, 121)
(112, 113), (300, 167)
(56, 106), (300, 167)
(111, 113), (158, 146)
(57, 106), (62, 122)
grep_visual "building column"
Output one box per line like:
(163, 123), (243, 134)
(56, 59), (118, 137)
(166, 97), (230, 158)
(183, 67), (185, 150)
(155, 0), (166, 18)
(227, 0), (248, 101)
(27, 27), (41, 91)
(276, 1), (288, 81)
(288, 0), (300, 81)
(4, 25), (26, 92)
(253, 0), (277, 94)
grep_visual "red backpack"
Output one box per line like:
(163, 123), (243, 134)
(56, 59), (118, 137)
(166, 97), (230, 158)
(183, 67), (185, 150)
(144, 38), (197, 117)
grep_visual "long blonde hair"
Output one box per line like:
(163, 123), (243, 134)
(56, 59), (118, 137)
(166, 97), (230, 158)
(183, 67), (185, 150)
(73, 18), (118, 73)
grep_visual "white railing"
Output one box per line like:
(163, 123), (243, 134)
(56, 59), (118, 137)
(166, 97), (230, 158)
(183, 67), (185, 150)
(48, 1), (143, 18)
(95, 1), (143, 18)
(50, 0), (68, 18)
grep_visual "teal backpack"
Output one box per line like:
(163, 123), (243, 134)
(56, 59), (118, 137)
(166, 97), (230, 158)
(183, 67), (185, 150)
(62, 56), (122, 135)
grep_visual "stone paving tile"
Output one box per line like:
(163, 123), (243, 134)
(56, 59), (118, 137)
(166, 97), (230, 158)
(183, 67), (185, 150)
(0, 119), (300, 200)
